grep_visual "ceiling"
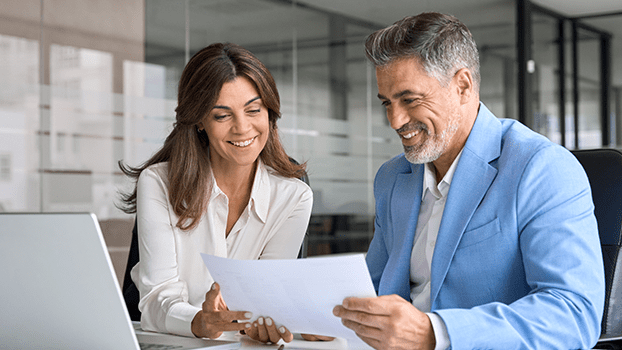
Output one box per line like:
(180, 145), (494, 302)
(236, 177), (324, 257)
(145, 0), (622, 85)
(298, 0), (622, 23)
(296, 0), (622, 36)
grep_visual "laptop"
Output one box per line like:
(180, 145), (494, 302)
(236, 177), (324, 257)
(0, 212), (241, 350)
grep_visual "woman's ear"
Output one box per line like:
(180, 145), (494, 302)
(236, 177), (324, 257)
(453, 68), (474, 105)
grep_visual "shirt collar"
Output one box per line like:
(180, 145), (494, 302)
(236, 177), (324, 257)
(422, 148), (464, 199)
(209, 158), (271, 224)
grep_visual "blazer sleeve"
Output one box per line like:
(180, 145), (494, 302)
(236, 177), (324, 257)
(435, 145), (605, 349)
(366, 160), (395, 293)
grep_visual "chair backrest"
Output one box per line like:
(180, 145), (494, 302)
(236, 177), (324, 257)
(122, 161), (310, 321)
(571, 148), (622, 337)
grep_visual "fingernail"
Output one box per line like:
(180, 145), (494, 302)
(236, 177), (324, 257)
(266, 318), (272, 326)
(244, 312), (252, 319)
(258, 317), (264, 325)
(245, 323), (251, 329)
(211, 283), (217, 291)
(279, 326), (286, 333)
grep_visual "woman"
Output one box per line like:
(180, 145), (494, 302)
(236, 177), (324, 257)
(118, 43), (311, 343)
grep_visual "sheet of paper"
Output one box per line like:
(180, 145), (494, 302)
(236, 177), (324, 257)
(200, 253), (376, 340)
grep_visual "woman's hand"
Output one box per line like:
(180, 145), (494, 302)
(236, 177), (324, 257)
(245, 316), (293, 344)
(301, 334), (336, 341)
(191, 283), (251, 339)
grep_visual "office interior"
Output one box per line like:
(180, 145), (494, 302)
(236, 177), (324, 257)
(1, 0), (621, 284)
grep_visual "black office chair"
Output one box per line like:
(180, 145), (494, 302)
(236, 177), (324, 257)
(122, 161), (310, 321)
(571, 148), (622, 349)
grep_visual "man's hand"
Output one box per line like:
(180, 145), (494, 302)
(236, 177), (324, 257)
(191, 283), (250, 339)
(333, 294), (435, 350)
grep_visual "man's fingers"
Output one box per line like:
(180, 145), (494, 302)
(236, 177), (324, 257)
(341, 296), (393, 315)
(358, 334), (382, 350)
(334, 304), (380, 328)
(341, 317), (383, 339)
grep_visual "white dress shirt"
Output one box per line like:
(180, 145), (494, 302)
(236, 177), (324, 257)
(132, 159), (313, 337)
(410, 150), (463, 350)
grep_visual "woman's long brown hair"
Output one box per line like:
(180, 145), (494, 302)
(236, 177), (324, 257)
(118, 43), (306, 231)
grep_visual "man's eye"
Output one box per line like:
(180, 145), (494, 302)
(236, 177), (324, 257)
(380, 100), (390, 107)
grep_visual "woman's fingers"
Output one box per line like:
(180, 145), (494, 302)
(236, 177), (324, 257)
(245, 317), (292, 344)
(193, 284), (253, 339)
(256, 317), (269, 342)
(203, 283), (227, 311)
(277, 324), (293, 343)
(264, 317), (285, 343)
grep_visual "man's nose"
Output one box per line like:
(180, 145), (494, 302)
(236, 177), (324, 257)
(388, 106), (409, 130)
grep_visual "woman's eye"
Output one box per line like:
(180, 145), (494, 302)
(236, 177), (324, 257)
(214, 114), (228, 120)
(247, 109), (261, 115)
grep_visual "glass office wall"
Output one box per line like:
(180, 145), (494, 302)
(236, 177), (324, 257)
(0, 33), (40, 213)
(142, 0), (403, 254)
(530, 12), (562, 144)
(473, 20), (517, 120)
(575, 27), (603, 148)
(582, 14), (622, 147)
(141, 0), (522, 255)
(1, 0), (619, 273)
(523, 4), (614, 149)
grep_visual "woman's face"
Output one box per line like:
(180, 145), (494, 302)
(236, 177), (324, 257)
(199, 76), (270, 170)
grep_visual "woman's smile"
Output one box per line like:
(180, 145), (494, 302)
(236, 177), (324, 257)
(229, 136), (257, 148)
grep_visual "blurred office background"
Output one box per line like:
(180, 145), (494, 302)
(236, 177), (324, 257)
(1, 0), (621, 283)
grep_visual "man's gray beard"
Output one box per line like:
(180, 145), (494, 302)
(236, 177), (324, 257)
(403, 122), (458, 164)
(404, 142), (443, 164)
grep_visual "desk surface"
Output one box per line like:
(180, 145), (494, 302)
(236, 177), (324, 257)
(133, 322), (371, 350)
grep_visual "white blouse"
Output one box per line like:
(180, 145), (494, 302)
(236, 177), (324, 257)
(131, 159), (313, 337)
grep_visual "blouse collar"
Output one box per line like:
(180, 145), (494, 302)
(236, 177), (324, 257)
(210, 158), (271, 224)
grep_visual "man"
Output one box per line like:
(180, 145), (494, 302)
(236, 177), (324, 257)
(333, 12), (605, 350)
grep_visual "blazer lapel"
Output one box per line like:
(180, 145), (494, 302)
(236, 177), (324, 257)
(384, 163), (424, 300)
(429, 104), (501, 307)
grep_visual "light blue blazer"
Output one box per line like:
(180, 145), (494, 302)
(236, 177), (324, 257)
(366, 103), (605, 349)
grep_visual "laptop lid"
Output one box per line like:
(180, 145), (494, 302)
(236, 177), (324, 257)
(0, 212), (240, 350)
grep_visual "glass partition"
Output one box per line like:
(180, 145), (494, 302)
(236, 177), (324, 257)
(575, 27), (602, 148)
(1, 0), (619, 265)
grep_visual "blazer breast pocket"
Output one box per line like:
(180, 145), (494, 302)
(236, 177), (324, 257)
(456, 217), (501, 250)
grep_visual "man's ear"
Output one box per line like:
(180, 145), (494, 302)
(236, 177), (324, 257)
(453, 68), (474, 104)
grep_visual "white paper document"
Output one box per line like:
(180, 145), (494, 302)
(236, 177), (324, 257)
(200, 254), (376, 340)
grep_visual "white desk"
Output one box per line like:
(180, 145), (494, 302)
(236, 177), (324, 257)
(133, 322), (371, 350)
(218, 332), (351, 350)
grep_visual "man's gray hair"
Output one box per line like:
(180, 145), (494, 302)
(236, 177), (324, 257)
(365, 12), (480, 89)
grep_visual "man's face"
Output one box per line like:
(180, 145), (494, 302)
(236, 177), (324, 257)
(376, 58), (464, 164)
